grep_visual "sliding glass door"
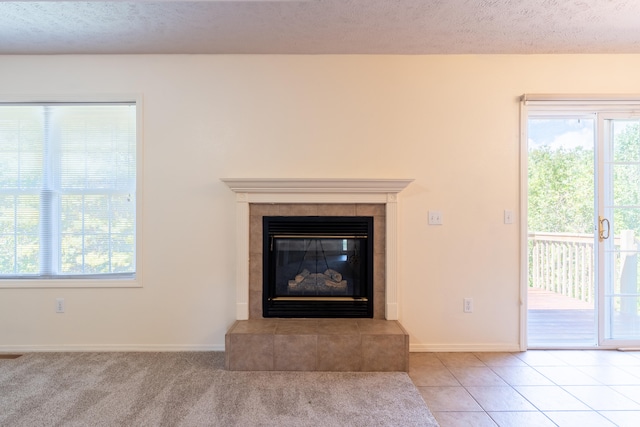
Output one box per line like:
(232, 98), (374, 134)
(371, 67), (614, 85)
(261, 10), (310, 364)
(527, 115), (597, 347)
(525, 101), (640, 348)
(600, 116), (640, 345)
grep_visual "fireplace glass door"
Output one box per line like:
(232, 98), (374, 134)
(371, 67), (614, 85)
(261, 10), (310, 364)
(263, 216), (373, 318)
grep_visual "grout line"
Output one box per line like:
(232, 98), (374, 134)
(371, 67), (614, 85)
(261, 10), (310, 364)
(410, 351), (640, 426)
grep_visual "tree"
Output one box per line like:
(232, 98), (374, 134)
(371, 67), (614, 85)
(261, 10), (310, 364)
(528, 121), (640, 235)
(528, 145), (594, 234)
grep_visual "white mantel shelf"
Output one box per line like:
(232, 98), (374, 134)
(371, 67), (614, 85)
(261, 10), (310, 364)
(221, 178), (414, 194)
(222, 178), (414, 321)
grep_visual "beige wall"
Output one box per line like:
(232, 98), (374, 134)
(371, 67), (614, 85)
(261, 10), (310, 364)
(1, 54), (640, 351)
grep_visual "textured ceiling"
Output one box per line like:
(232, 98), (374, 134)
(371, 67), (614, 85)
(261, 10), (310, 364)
(1, 0), (640, 55)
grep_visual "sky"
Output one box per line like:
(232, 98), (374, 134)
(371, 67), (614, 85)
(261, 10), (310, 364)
(529, 118), (639, 152)
(528, 118), (594, 151)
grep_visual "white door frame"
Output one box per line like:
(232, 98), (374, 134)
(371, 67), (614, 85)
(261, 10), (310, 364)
(520, 95), (640, 350)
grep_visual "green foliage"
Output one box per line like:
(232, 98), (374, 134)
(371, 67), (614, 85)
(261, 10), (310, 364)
(528, 119), (640, 302)
(528, 145), (594, 234)
(528, 121), (640, 235)
(612, 122), (640, 236)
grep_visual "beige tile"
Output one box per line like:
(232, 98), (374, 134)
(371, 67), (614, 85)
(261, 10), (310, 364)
(274, 319), (318, 335)
(513, 351), (568, 366)
(355, 204), (385, 216)
(316, 334), (362, 371)
(599, 410), (640, 427)
(513, 385), (590, 411)
(373, 253), (385, 319)
(487, 411), (556, 427)
(474, 352), (527, 367)
(437, 352), (486, 367)
(544, 411), (617, 427)
(581, 350), (640, 366)
(406, 351), (640, 426)
(490, 366), (554, 386)
(227, 334), (274, 371)
(408, 365), (460, 386)
(224, 333), (231, 369)
(577, 365), (640, 385)
(249, 215), (263, 254)
(226, 320), (240, 334)
(402, 335), (410, 372)
(433, 411), (498, 427)
(316, 319), (359, 334)
(317, 204), (356, 216)
(250, 204), (280, 217)
(417, 386), (482, 411)
(550, 350), (611, 366)
(620, 365), (640, 378)
(562, 385), (640, 410)
(410, 352), (445, 368)
(229, 319), (277, 334)
(465, 386), (537, 411)
(248, 254), (262, 292)
(611, 385), (640, 404)
(373, 290), (385, 319)
(605, 351), (640, 366)
(273, 334), (317, 371)
(357, 319), (405, 334)
(534, 366), (602, 385)
(374, 256), (385, 290)
(279, 204), (319, 216)
(373, 217), (385, 254)
(248, 290), (263, 319)
(361, 334), (407, 371)
(448, 367), (508, 387)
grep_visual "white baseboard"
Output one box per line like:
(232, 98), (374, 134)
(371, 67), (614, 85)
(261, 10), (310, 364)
(410, 343), (522, 352)
(2, 343), (523, 354)
(0, 344), (225, 353)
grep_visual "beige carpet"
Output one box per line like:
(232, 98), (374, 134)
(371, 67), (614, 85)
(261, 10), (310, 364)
(0, 352), (438, 426)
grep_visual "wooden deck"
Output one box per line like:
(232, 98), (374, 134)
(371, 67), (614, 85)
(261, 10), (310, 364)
(527, 287), (596, 347)
(528, 287), (640, 346)
(528, 287), (594, 310)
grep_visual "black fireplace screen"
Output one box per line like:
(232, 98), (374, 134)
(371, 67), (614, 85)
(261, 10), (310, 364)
(263, 216), (373, 318)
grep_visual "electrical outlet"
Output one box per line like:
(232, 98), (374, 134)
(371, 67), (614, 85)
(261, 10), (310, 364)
(504, 209), (514, 224)
(428, 210), (443, 225)
(56, 298), (65, 313)
(463, 298), (473, 313)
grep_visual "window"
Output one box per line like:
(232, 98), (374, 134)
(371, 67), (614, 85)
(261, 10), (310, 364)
(0, 101), (139, 283)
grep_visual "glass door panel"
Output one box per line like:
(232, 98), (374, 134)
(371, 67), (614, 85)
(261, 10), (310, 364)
(602, 118), (640, 343)
(527, 116), (597, 347)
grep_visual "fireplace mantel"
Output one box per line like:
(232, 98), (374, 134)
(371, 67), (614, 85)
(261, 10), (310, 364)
(221, 178), (413, 320)
(221, 178), (414, 194)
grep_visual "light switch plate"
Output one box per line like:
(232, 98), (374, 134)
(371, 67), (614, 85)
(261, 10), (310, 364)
(428, 211), (443, 225)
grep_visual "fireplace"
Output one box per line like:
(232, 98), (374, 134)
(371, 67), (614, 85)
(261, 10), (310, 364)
(222, 179), (413, 372)
(263, 216), (373, 318)
(221, 178), (413, 321)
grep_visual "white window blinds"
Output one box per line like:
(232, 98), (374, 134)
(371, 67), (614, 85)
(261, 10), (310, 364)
(0, 102), (137, 279)
(522, 94), (640, 112)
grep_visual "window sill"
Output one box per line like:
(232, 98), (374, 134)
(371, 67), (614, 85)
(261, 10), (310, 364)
(0, 278), (142, 289)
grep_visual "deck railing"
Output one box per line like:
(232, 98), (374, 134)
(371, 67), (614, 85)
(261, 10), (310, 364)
(528, 232), (598, 304)
(530, 231), (639, 313)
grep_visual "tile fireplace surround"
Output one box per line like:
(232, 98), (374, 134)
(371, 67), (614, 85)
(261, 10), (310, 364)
(222, 178), (413, 371)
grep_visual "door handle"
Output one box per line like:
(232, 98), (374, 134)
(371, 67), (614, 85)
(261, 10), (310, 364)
(599, 216), (610, 241)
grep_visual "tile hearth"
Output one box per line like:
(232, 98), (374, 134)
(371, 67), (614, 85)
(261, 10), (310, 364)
(225, 318), (409, 372)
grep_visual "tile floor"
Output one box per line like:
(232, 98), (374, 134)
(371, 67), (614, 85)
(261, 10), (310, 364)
(225, 319), (409, 371)
(409, 350), (640, 427)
